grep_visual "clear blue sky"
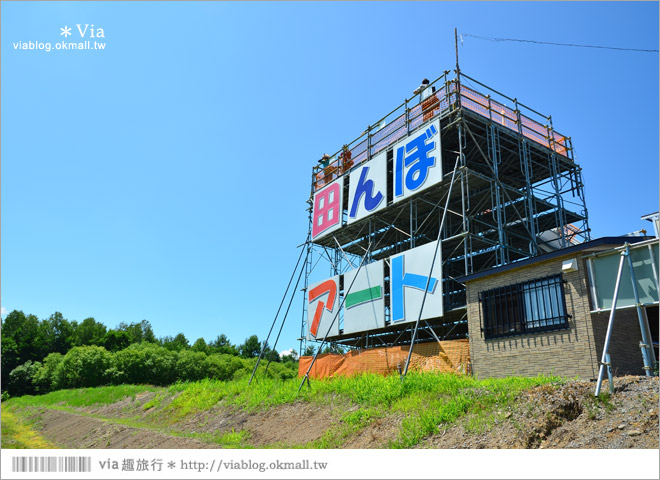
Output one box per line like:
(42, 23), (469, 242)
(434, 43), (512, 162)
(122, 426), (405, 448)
(2, 1), (658, 353)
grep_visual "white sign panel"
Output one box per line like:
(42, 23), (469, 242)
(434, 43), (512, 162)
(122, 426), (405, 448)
(389, 241), (443, 324)
(307, 275), (340, 340)
(392, 118), (442, 203)
(343, 260), (385, 334)
(347, 151), (387, 224)
(311, 176), (344, 241)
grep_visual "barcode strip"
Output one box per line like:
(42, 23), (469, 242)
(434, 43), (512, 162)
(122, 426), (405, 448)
(12, 456), (91, 473)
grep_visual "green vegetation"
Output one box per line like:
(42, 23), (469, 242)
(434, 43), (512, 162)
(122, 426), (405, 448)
(2, 309), (298, 397)
(3, 371), (562, 449)
(1, 409), (57, 448)
(6, 384), (162, 409)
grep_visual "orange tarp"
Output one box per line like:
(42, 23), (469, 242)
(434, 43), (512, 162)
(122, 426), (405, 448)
(298, 339), (470, 379)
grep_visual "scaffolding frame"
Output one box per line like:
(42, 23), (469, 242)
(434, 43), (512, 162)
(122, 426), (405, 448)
(301, 71), (591, 352)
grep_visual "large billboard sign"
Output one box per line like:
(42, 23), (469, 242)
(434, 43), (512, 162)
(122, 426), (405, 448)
(347, 152), (387, 224)
(307, 276), (340, 340)
(343, 260), (385, 334)
(393, 119), (442, 203)
(312, 119), (442, 239)
(390, 241), (443, 323)
(306, 242), (443, 340)
(311, 177), (344, 241)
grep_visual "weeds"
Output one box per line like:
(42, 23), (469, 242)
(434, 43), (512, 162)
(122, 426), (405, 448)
(3, 371), (562, 449)
(1, 409), (57, 448)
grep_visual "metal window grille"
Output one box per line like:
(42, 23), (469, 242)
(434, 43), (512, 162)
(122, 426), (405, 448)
(479, 274), (569, 339)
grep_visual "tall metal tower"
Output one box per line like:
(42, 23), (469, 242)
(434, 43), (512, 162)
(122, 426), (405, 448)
(301, 71), (590, 352)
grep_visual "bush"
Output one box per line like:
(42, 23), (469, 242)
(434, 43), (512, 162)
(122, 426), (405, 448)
(8, 361), (42, 396)
(204, 354), (246, 381)
(176, 350), (209, 382)
(33, 353), (64, 392)
(55, 346), (113, 389)
(113, 342), (178, 386)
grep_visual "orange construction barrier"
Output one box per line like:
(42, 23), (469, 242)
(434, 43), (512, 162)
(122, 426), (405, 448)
(298, 339), (470, 379)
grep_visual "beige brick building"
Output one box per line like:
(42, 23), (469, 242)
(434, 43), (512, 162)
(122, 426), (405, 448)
(460, 237), (657, 380)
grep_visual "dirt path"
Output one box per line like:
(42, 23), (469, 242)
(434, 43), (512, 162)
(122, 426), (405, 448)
(23, 408), (215, 449)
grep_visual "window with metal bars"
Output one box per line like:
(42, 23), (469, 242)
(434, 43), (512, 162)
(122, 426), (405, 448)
(479, 274), (569, 339)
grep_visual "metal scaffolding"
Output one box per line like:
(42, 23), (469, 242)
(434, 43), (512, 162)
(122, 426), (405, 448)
(301, 70), (591, 352)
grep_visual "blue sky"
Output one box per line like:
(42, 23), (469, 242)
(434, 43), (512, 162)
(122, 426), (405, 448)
(1, 1), (658, 353)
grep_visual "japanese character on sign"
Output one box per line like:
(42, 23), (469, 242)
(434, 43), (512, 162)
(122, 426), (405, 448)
(390, 241), (443, 323)
(312, 178), (343, 239)
(393, 120), (441, 202)
(347, 151), (387, 224)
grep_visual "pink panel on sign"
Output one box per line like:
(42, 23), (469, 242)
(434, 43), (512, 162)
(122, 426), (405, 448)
(312, 182), (341, 239)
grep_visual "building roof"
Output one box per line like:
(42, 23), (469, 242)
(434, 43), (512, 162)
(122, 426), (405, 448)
(457, 236), (653, 283)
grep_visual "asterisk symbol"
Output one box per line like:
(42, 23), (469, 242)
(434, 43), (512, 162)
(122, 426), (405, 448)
(167, 461), (176, 469)
(60, 26), (71, 37)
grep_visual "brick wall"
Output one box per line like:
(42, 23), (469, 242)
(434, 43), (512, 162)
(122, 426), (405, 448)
(467, 254), (601, 379)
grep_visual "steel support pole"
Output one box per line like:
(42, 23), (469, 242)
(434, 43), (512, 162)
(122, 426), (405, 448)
(249, 238), (308, 385)
(595, 251), (627, 396)
(625, 244), (655, 375)
(401, 155), (461, 379)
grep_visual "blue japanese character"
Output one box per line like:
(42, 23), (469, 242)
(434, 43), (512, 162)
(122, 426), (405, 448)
(390, 254), (438, 323)
(395, 124), (438, 197)
(349, 166), (384, 218)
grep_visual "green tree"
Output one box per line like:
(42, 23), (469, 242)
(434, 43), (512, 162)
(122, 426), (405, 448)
(302, 345), (316, 357)
(176, 350), (208, 381)
(203, 354), (245, 381)
(208, 334), (238, 356)
(239, 335), (262, 358)
(1, 335), (20, 381)
(55, 346), (113, 389)
(1, 310), (40, 373)
(281, 349), (299, 363)
(37, 312), (75, 357)
(33, 353), (64, 393)
(191, 337), (208, 354)
(321, 343), (345, 354)
(73, 317), (107, 346)
(7, 360), (42, 396)
(117, 320), (156, 344)
(113, 343), (178, 385)
(160, 333), (189, 351)
(101, 330), (131, 352)
(265, 348), (280, 363)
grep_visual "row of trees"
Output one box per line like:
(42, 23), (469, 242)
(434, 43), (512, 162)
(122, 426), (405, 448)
(7, 342), (298, 397)
(1, 310), (292, 383)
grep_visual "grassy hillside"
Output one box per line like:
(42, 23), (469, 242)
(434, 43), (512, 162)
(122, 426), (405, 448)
(2, 372), (563, 448)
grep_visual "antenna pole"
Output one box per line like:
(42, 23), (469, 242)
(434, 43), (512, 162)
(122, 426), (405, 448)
(455, 28), (460, 78)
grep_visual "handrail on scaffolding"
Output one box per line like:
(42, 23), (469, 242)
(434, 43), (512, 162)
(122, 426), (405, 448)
(312, 71), (573, 192)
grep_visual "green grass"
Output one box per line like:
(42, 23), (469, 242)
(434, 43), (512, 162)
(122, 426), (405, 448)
(3, 372), (563, 448)
(1, 409), (57, 449)
(5, 384), (161, 409)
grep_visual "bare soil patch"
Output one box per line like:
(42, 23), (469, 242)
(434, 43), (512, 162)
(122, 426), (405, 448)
(22, 408), (214, 449)
(420, 376), (659, 449)
(172, 401), (337, 447)
(342, 415), (404, 448)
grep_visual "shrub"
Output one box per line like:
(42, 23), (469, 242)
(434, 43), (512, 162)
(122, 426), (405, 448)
(55, 346), (113, 389)
(204, 354), (246, 381)
(113, 342), (178, 386)
(33, 353), (64, 392)
(176, 350), (209, 382)
(8, 361), (42, 396)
